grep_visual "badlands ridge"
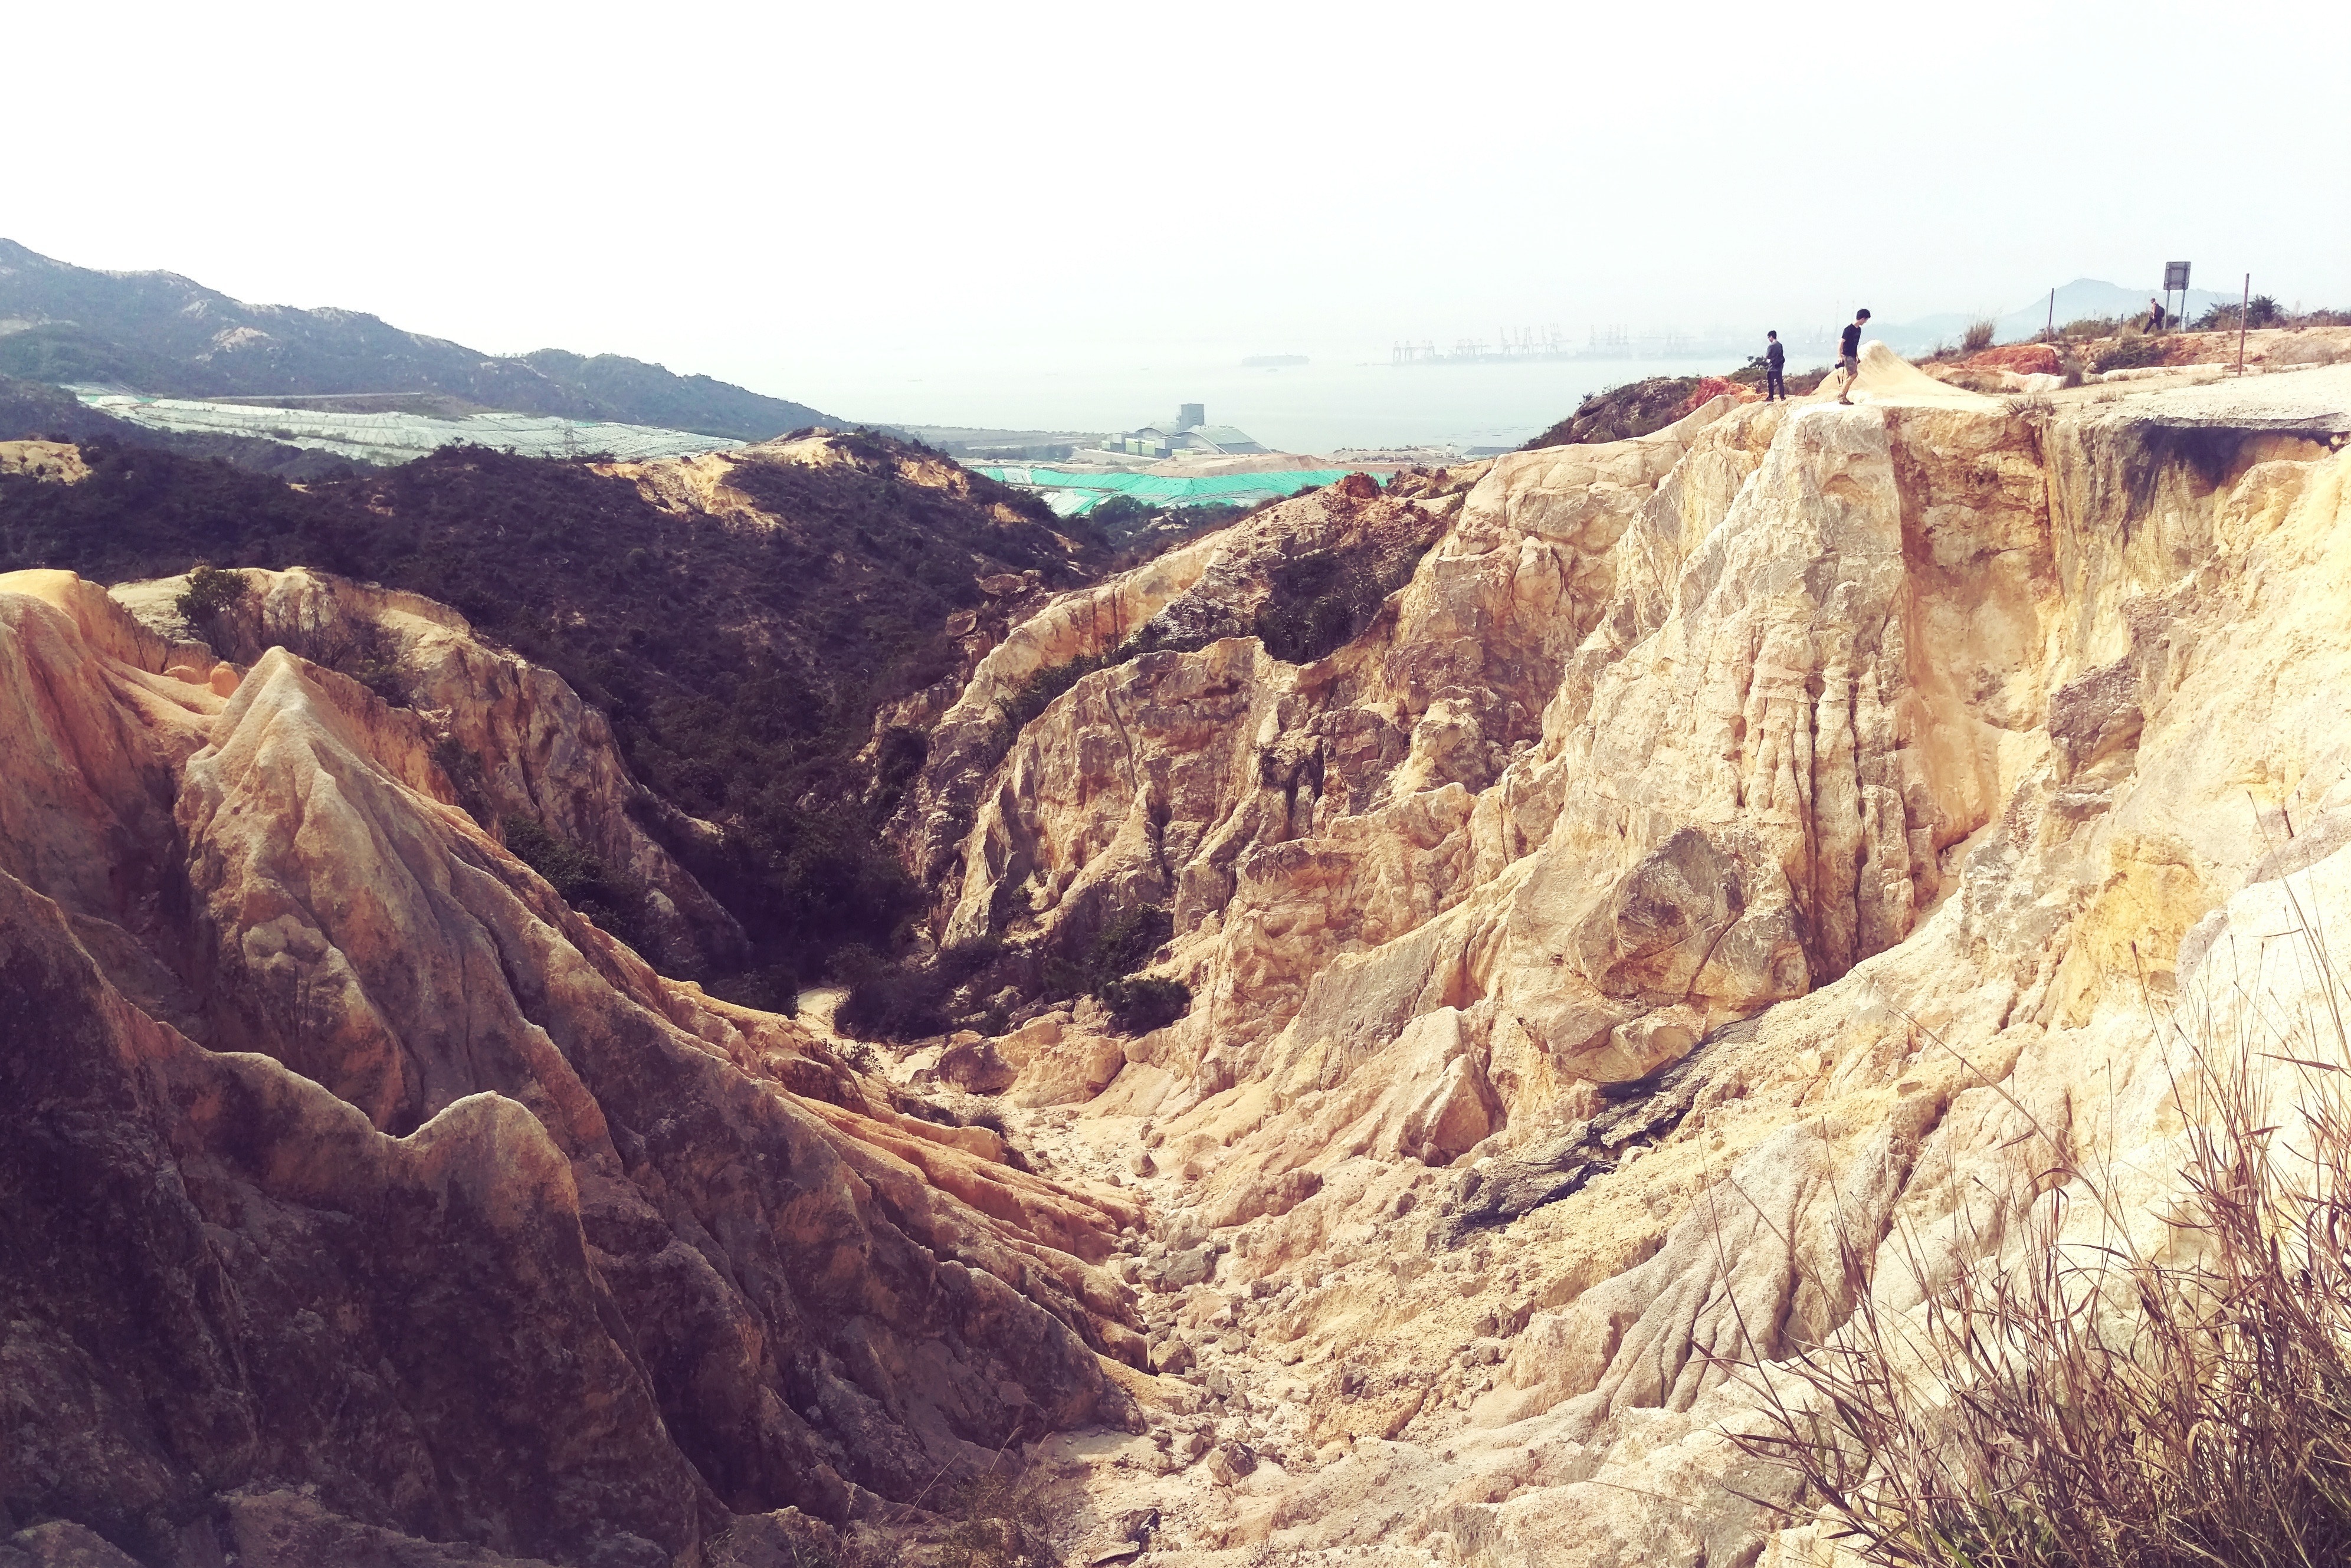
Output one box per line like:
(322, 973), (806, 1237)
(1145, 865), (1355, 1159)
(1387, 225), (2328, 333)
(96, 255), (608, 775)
(5, 349), (2351, 1567)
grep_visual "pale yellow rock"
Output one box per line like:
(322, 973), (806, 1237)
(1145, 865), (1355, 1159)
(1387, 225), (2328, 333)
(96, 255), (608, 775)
(917, 364), (2351, 1564)
(1001, 1012), (1131, 1107)
(114, 564), (744, 972)
(0, 438), (87, 481)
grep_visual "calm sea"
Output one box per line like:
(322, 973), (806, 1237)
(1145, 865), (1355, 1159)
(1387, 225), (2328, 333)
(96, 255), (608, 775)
(789, 347), (1720, 455)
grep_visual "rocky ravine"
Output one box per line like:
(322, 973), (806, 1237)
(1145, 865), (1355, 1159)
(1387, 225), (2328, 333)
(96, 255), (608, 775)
(0, 568), (1154, 1568)
(7, 352), (2351, 1568)
(880, 355), (2351, 1563)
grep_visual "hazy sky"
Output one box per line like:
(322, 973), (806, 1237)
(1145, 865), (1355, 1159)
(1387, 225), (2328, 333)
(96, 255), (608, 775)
(7, 0), (2345, 422)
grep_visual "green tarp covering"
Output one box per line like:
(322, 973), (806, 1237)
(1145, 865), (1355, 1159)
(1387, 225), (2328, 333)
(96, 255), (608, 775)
(974, 464), (1379, 516)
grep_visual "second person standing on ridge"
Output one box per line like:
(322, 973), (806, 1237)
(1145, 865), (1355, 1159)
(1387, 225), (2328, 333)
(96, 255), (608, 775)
(1763, 331), (1786, 401)
(1837, 309), (1870, 404)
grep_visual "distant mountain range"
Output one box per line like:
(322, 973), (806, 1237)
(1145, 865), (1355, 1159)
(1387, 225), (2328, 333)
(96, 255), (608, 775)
(0, 239), (841, 441)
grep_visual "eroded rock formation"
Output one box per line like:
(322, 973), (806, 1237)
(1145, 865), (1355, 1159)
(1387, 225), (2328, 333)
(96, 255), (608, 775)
(12, 354), (2351, 1568)
(882, 362), (2351, 1563)
(0, 569), (1146, 1566)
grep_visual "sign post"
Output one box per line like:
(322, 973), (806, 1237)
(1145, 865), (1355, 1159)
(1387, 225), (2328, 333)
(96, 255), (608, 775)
(2164, 261), (2191, 330)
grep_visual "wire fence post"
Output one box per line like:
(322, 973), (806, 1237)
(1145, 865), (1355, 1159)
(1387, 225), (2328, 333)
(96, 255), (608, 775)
(2237, 273), (2251, 376)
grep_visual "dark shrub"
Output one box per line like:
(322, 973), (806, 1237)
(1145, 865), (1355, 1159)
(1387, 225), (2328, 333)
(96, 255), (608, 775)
(832, 940), (953, 1039)
(1255, 544), (1429, 665)
(1088, 494), (1156, 540)
(2094, 335), (2168, 372)
(834, 969), (951, 1041)
(704, 964), (800, 1015)
(1088, 903), (1172, 980)
(871, 725), (929, 811)
(936, 933), (1011, 986)
(1100, 974), (1191, 1035)
(500, 814), (651, 953)
(2195, 296), (2287, 333)
(175, 562), (249, 621)
(431, 737), (491, 824)
(994, 648), (1117, 734)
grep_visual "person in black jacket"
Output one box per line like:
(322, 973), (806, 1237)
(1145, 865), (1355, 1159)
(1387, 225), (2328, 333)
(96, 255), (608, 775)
(1763, 332), (1786, 401)
(1837, 309), (1870, 404)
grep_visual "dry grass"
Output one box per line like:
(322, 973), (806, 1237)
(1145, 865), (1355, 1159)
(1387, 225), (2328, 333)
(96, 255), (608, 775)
(2267, 336), (2347, 368)
(1962, 320), (1998, 354)
(930, 1464), (1065, 1568)
(1720, 903), (2351, 1567)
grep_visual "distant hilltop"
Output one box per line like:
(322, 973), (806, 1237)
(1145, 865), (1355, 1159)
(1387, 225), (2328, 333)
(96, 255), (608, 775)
(0, 238), (841, 442)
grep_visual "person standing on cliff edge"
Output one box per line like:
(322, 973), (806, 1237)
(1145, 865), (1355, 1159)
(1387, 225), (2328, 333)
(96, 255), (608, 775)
(1763, 331), (1786, 401)
(1837, 309), (1870, 404)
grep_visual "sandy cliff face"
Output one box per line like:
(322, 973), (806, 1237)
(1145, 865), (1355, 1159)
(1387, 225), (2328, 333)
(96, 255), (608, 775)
(0, 569), (1149, 1566)
(892, 363), (2351, 1563)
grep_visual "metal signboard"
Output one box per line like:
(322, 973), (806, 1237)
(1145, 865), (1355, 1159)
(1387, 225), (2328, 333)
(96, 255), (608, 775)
(2165, 261), (2192, 291)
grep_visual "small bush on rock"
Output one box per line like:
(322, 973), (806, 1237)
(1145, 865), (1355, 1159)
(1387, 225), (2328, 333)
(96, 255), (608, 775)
(2094, 334), (2169, 372)
(704, 963), (801, 1016)
(1099, 974), (1190, 1035)
(1088, 903), (1172, 982)
(501, 814), (652, 953)
(1257, 547), (1406, 665)
(993, 648), (1117, 736)
(833, 943), (954, 1041)
(835, 974), (950, 1041)
(431, 736), (491, 824)
(1520, 376), (1704, 448)
(175, 562), (249, 622)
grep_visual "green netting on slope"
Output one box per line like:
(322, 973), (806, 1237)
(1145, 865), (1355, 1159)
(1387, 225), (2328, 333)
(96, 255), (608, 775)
(974, 465), (1381, 509)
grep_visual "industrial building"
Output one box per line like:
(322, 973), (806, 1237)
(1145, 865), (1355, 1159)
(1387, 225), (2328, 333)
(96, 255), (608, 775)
(1101, 403), (1270, 460)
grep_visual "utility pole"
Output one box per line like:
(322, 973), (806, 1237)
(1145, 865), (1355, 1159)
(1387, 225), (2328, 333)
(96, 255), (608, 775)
(2045, 288), (2055, 340)
(2236, 273), (2251, 375)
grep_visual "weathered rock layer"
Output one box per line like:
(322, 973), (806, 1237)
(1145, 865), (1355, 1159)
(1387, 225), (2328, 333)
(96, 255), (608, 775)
(0, 569), (1147, 1566)
(895, 363), (2351, 1563)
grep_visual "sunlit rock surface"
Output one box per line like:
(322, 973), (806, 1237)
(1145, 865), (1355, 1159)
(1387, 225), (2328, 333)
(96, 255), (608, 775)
(889, 362), (2351, 1563)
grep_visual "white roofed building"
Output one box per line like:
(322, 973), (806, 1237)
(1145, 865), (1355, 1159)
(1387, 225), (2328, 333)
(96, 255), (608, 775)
(1101, 405), (1270, 459)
